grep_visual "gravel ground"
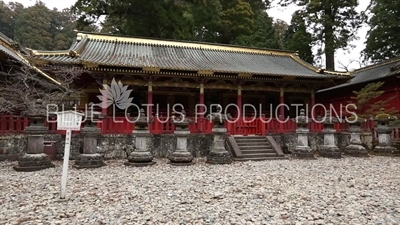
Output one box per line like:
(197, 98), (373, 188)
(0, 156), (400, 225)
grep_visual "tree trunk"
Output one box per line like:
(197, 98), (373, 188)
(324, 6), (335, 71)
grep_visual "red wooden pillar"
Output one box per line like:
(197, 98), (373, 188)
(147, 80), (153, 118)
(397, 88), (400, 112)
(199, 82), (205, 117)
(237, 85), (242, 118)
(279, 87), (284, 132)
(310, 89), (315, 118)
(279, 87), (284, 117)
(102, 78), (108, 116)
(199, 82), (205, 132)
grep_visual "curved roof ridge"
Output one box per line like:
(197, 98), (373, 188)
(75, 30), (297, 56)
(351, 57), (400, 74)
(289, 54), (350, 76)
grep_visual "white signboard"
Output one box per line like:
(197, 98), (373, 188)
(56, 110), (84, 199)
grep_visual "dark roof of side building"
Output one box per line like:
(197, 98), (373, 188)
(28, 31), (350, 80)
(319, 57), (400, 92)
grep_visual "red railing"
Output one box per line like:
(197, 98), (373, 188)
(0, 115), (384, 136)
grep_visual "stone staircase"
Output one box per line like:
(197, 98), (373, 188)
(229, 136), (286, 161)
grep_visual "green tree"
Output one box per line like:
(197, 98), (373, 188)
(283, 11), (313, 64)
(233, 11), (280, 49)
(14, 1), (54, 50)
(278, 0), (362, 70)
(274, 19), (288, 49)
(73, 0), (193, 39)
(349, 81), (397, 118)
(0, 2), (24, 39)
(203, 0), (255, 44)
(14, 1), (77, 50)
(363, 0), (400, 63)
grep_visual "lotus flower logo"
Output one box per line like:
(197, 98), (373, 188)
(96, 78), (133, 110)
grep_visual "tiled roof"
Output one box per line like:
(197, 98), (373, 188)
(0, 33), (61, 86)
(0, 35), (30, 66)
(29, 31), (350, 79)
(319, 58), (400, 92)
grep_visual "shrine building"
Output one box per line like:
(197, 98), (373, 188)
(27, 31), (350, 122)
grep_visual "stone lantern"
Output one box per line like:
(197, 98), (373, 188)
(292, 109), (314, 159)
(319, 110), (341, 158)
(14, 99), (55, 171)
(344, 116), (369, 157)
(373, 108), (397, 155)
(206, 109), (232, 164)
(125, 108), (155, 166)
(74, 103), (106, 169)
(169, 110), (195, 165)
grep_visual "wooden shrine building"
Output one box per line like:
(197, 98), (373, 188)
(25, 31), (351, 134)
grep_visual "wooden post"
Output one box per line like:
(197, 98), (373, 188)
(199, 82), (205, 133)
(310, 89), (315, 118)
(199, 82), (205, 118)
(279, 87), (284, 132)
(237, 85), (242, 118)
(148, 80), (153, 118)
(102, 78), (108, 116)
(279, 87), (284, 117)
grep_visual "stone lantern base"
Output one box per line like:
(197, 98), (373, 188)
(319, 146), (342, 159)
(344, 145), (369, 157)
(374, 145), (398, 155)
(206, 151), (232, 164)
(73, 153), (106, 169)
(125, 151), (156, 167)
(168, 151), (195, 166)
(206, 127), (232, 164)
(13, 153), (55, 172)
(292, 146), (315, 159)
(125, 129), (156, 167)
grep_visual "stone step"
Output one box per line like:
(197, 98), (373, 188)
(239, 153), (278, 157)
(233, 156), (287, 161)
(234, 136), (265, 140)
(240, 149), (276, 154)
(239, 145), (273, 150)
(236, 141), (270, 146)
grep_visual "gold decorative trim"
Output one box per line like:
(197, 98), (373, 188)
(283, 76), (296, 80)
(29, 49), (70, 57)
(238, 73), (252, 77)
(290, 55), (350, 76)
(82, 61), (99, 68)
(69, 50), (79, 58)
(198, 70), (214, 75)
(143, 67), (160, 72)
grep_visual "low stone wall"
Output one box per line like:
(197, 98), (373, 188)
(0, 133), (214, 161)
(0, 131), (376, 161)
(272, 132), (374, 154)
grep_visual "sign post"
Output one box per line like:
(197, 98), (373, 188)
(56, 110), (84, 199)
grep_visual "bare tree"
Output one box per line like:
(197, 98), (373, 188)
(0, 61), (81, 115)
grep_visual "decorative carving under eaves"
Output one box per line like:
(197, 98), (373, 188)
(82, 61), (99, 68)
(245, 82), (279, 92)
(285, 87), (310, 93)
(122, 79), (147, 86)
(30, 58), (48, 66)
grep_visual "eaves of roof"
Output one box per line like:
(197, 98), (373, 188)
(318, 57), (400, 93)
(0, 33), (62, 86)
(28, 31), (350, 81)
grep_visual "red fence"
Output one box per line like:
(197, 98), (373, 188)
(0, 115), (379, 135)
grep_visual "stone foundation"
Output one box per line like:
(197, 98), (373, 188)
(0, 131), (396, 161)
(73, 153), (106, 169)
(13, 153), (55, 171)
